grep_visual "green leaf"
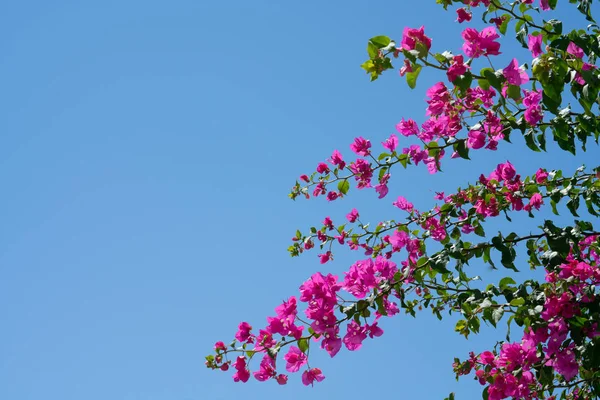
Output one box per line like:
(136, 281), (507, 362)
(453, 72), (473, 93)
(367, 42), (379, 59)
(370, 35), (391, 49)
(298, 338), (309, 353)
(482, 68), (503, 91)
(454, 139), (470, 159)
(499, 277), (516, 291)
(498, 14), (511, 35)
(338, 180), (350, 195)
(492, 307), (505, 325)
(406, 64), (423, 89)
(510, 298), (525, 306)
(506, 84), (521, 100)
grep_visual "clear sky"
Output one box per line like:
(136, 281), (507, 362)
(0, 1), (597, 399)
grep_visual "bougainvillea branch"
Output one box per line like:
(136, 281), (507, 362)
(207, 0), (600, 398)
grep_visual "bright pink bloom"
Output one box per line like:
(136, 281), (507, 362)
(425, 82), (451, 116)
(350, 137), (372, 156)
(528, 34), (543, 57)
(214, 341), (226, 351)
(302, 368), (325, 386)
(346, 208), (359, 222)
(253, 354), (277, 381)
(329, 149), (346, 169)
(393, 195), (414, 211)
(343, 259), (377, 298)
(254, 329), (277, 351)
(382, 133), (399, 152)
(312, 182), (326, 197)
(535, 168), (548, 183)
(267, 296), (300, 337)
(396, 118), (420, 136)
(284, 346), (307, 372)
(447, 55), (469, 82)
(350, 159), (373, 188)
(467, 129), (486, 149)
(403, 145), (428, 165)
(456, 8), (472, 23)
(401, 26), (432, 52)
(235, 322), (253, 343)
(318, 251), (332, 264)
(489, 16), (505, 28)
(567, 42), (584, 58)
(480, 351), (496, 365)
(424, 157), (438, 174)
(343, 320), (368, 350)
(375, 183), (389, 198)
(399, 59), (413, 76)
(464, 86), (496, 109)
(388, 230), (409, 251)
(526, 193), (543, 211)
(317, 162), (329, 174)
(367, 322), (384, 338)
(502, 59), (529, 86)
(496, 161), (516, 181)
(321, 327), (342, 357)
(574, 63), (596, 84)
(523, 90), (543, 126)
(232, 356), (250, 383)
(276, 374), (288, 385)
(540, 0), (551, 9)
(462, 27), (501, 58)
(547, 344), (579, 380)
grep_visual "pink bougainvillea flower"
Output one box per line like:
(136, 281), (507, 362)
(567, 42), (584, 58)
(456, 8), (472, 23)
(401, 26), (432, 52)
(462, 27), (501, 58)
(343, 320), (368, 350)
(528, 34), (543, 57)
(393, 195), (414, 211)
(399, 59), (413, 77)
(523, 89), (543, 126)
(329, 149), (346, 169)
(235, 322), (253, 343)
(396, 118), (420, 137)
(535, 168), (548, 184)
(232, 356), (250, 383)
(302, 368), (325, 386)
(318, 251), (332, 264)
(447, 55), (469, 82)
(496, 161), (516, 181)
(346, 208), (359, 222)
(283, 346), (307, 372)
(316, 162), (329, 174)
(253, 353), (277, 382)
(467, 129), (486, 149)
(540, 0), (551, 10)
(382, 133), (399, 152)
(214, 341), (226, 351)
(524, 193), (543, 211)
(350, 136), (372, 156)
(502, 59), (529, 86)
(489, 16), (505, 29)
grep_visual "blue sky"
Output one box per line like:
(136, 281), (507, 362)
(0, 1), (597, 399)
